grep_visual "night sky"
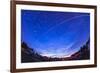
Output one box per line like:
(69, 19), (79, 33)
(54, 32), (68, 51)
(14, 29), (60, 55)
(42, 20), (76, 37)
(21, 10), (90, 58)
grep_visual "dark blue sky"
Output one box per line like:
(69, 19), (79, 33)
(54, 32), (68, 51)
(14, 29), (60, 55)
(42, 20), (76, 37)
(21, 10), (90, 58)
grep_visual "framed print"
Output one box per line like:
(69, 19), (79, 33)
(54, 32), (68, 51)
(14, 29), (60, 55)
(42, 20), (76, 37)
(10, 0), (97, 73)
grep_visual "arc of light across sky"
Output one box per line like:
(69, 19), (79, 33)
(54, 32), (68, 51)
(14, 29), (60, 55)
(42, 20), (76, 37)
(33, 14), (90, 46)
(32, 15), (89, 42)
(40, 14), (90, 37)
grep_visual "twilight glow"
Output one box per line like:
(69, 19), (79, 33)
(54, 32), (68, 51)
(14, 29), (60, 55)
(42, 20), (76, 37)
(21, 10), (90, 58)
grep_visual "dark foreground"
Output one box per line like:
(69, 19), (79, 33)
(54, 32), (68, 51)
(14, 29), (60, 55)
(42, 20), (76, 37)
(21, 39), (90, 63)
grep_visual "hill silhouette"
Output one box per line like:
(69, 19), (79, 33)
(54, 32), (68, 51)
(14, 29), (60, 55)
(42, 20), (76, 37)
(70, 39), (90, 60)
(21, 39), (90, 63)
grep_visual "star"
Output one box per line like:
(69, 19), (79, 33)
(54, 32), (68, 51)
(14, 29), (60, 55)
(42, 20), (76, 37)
(33, 30), (37, 33)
